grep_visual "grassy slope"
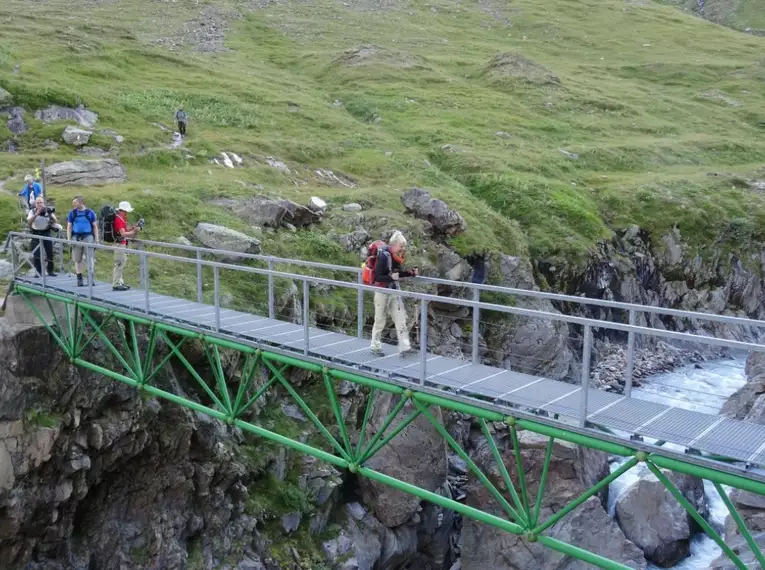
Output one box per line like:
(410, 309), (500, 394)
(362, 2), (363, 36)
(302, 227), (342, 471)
(660, 0), (765, 31)
(1, 0), (765, 290)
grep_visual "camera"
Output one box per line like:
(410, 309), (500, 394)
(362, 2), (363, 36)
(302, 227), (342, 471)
(46, 206), (56, 214)
(136, 218), (145, 229)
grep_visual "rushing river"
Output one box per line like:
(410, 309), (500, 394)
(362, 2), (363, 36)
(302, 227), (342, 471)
(606, 357), (748, 570)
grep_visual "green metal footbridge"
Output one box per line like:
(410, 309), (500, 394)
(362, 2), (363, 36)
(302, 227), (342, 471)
(7, 231), (765, 569)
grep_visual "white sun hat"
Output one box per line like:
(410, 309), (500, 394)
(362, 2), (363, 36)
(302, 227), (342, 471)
(117, 201), (134, 212)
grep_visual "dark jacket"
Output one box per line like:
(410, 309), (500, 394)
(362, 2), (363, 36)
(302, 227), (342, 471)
(374, 247), (414, 288)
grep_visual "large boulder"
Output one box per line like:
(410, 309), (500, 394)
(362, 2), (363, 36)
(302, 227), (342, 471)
(61, 125), (92, 146)
(46, 159), (126, 186)
(7, 108), (25, 134)
(401, 188), (467, 237)
(615, 470), (707, 567)
(192, 223), (261, 261)
(35, 105), (98, 128)
(461, 430), (645, 570)
(492, 255), (574, 380)
(212, 197), (320, 229)
(359, 392), (447, 528)
(710, 532), (765, 570)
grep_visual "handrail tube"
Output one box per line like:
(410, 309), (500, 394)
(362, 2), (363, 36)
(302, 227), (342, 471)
(8, 233), (765, 354)
(13, 232), (765, 330)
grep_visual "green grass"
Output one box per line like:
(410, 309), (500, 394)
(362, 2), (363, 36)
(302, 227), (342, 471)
(1, 0), (765, 282)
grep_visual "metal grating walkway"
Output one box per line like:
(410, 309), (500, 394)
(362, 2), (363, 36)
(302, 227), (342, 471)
(18, 274), (765, 468)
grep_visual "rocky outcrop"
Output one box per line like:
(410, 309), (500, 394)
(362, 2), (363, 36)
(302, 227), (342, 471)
(212, 196), (321, 229)
(192, 223), (261, 260)
(61, 125), (92, 146)
(722, 352), (765, 422)
(46, 159), (126, 186)
(710, 532), (765, 570)
(461, 429), (646, 569)
(359, 392), (447, 528)
(7, 108), (25, 134)
(615, 470), (707, 566)
(35, 105), (98, 128)
(401, 188), (467, 237)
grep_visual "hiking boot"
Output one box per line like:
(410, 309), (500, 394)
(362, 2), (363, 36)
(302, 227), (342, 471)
(47, 272), (57, 277)
(112, 284), (130, 291)
(370, 347), (385, 357)
(76, 274), (84, 287)
(398, 347), (416, 357)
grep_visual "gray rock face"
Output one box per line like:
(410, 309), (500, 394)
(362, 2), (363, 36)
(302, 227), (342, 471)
(491, 255), (573, 379)
(615, 470), (707, 567)
(334, 229), (370, 252)
(359, 392), (447, 528)
(46, 159), (126, 186)
(212, 197), (320, 229)
(192, 223), (261, 260)
(7, 108), (25, 134)
(401, 187), (467, 237)
(710, 532), (765, 569)
(461, 431), (645, 570)
(35, 105), (98, 128)
(61, 125), (92, 146)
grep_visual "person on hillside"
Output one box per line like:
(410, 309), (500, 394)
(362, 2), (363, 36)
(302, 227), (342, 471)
(370, 231), (419, 356)
(27, 197), (57, 278)
(175, 108), (188, 136)
(112, 201), (142, 291)
(67, 196), (99, 287)
(19, 175), (42, 209)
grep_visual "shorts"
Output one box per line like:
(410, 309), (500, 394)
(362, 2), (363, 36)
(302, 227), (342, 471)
(72, 234), (95, 263)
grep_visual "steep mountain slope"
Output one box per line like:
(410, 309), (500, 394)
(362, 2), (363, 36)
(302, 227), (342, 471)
(661, 0), (765, 33)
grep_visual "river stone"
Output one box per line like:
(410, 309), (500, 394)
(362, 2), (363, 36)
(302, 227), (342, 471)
(461, 432), (645, 570)
(359, 392), (447, 527)
(192, 223), (261, 261)
(46, 159), (126, 186)
(61, 125), (92, 146)
(615, 470), (707, 567)
(401, 187), (467, 237)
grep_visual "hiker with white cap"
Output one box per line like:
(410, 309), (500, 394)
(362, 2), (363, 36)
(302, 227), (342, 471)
(112, 201), (143, 291)
(18, 174), (42, 208)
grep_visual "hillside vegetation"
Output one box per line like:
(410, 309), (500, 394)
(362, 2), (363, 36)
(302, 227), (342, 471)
(661, 0), (765, 32)
(1, 0), (765, 280)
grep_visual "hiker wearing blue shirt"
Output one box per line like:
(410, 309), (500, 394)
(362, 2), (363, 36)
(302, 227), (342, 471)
(18, 175), (42, 208)
(66, 196), (99, 287)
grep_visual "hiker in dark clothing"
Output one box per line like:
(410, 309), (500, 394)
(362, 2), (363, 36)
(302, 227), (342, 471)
(175, 108), (188, 136)
(370, 231), (419, 355)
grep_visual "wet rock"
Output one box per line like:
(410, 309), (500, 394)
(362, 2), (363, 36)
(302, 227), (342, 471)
(35, 105), (98, 128)
(615, 470), (707, 566)
(401, 188), (467, 237)
(193, 223), (261, 260)
(46, 159), (126, 186)
(62, 126), (92, 146)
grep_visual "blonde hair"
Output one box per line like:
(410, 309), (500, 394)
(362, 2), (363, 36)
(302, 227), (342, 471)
(389, 230), (407, 247)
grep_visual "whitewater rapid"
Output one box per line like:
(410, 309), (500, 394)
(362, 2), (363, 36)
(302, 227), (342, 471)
(606, 357), (748, 570)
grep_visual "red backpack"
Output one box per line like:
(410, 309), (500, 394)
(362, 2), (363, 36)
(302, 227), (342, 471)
(362, 240), (387, 285)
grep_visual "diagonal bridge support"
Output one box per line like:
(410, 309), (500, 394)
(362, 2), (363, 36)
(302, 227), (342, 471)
(13, 283), (765, 570)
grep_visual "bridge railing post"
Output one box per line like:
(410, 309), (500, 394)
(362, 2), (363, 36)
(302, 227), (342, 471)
(137, 242), (145, 289)
(213, 266), (220, 332)
(471, 288), (480, 364)
(579, 324), (592, 428)
(86, 245), (94, 299)
(143, 251), (150, 314)
(624, 310), (636, 397)
(10, 235), (18, 275)
(420, 299), (429, 384)
(40, 236), (47, 288)
(303, 279), (310, 355)
(357, 272), (364, 339)
(57, 233), (64, 275)
(268, 258), (275, 319)
(196, 250), (203, 303)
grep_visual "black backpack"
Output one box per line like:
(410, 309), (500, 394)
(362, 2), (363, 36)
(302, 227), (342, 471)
(100, 205), (117, 243)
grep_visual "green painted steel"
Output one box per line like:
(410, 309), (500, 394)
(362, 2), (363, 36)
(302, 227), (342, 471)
(15, 285), (765, 570)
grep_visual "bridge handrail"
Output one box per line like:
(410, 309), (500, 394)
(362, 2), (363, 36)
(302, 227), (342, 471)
(8, 232), (765, 356)
(127, 236), (765, 330)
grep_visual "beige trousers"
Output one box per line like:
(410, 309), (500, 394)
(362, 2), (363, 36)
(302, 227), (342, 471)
(113, 243), (127, 287)
(370, 291), (411, 352)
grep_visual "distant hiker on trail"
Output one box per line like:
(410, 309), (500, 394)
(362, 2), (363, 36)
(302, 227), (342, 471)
(364, 231), (419, 356)
(111, 201), (143, 292)
(19, 175), (42, 209)
(67, 196), (99, 287)
(27, 196), (57, 278)
(175, 108), (188, 136)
